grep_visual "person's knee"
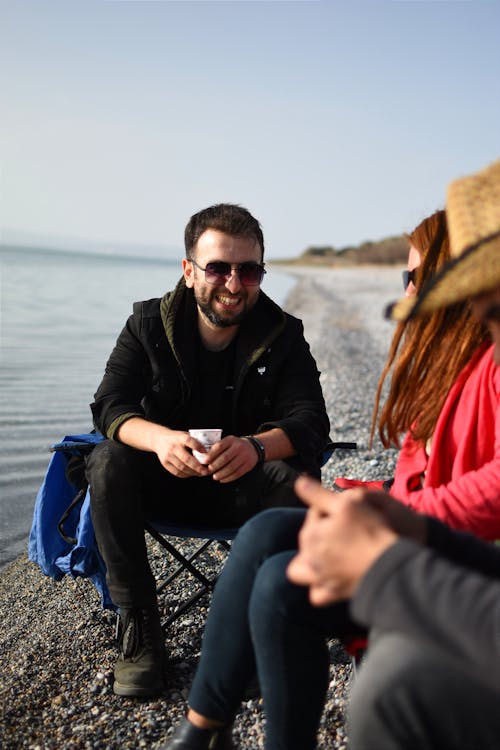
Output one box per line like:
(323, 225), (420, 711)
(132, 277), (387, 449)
(348, 633), (453, 750)
(259, 459), (303, 509)
(86, 440), (137, 501)
(350, 635), (500, 750)
(232, 508), (304, 563)
(261, 458), (298, 483)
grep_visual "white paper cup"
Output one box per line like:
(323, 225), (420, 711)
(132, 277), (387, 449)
(189, 428), (222, 464)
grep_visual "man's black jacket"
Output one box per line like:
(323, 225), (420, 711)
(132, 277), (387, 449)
(91, 278), (330, 476)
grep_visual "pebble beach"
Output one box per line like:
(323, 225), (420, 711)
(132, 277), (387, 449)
(1, 265), (402, 750)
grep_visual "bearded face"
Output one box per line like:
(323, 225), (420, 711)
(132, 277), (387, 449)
(183, 229), (263, 331)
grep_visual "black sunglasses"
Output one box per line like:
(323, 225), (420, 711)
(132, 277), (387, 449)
(190, 258), (266, 286)
(484, 305), (500, 323)
(402, 269), (418, 291)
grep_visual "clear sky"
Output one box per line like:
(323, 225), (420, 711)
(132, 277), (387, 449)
(1, 0), (499, 259)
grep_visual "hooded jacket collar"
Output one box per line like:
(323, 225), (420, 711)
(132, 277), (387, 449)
(159, 277), (287, 396)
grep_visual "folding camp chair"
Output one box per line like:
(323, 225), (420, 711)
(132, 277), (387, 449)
(30, 434), (356, 632)
(143, 439), (356, 630)
(144, 521), (238, 630)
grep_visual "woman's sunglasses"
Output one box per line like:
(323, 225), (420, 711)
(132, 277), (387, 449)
(484, 305), (500, 323)
(190, 258), (266, 286)
(402, 269), (417, 291)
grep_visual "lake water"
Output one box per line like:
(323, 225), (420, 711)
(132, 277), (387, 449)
(0, 246), (296, 570)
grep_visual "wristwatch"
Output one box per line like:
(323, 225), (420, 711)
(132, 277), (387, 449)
(244, 435), (266, 464)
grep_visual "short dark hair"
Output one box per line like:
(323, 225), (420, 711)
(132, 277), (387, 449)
(184, 203), (265, 259)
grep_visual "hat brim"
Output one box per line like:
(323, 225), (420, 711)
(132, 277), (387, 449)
(386, 233), (500, 322)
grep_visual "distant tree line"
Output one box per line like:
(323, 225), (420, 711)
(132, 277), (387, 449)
(273, 235), (409, 266)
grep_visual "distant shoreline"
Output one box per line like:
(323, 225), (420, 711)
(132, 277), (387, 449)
(0, 242), (180, 266)
(269, 258), (406, 268)
(2, 243), (408, 269)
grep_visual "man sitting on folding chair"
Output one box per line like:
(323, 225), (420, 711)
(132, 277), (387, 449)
(86, 203), (330, 698)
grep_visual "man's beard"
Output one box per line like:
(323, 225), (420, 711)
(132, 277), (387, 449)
(194, 287), (256, 328)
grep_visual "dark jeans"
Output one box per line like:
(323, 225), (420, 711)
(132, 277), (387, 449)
(86, 440), (304, 608)
(187, 509), (365, 750)
(349, 631), (500, 750)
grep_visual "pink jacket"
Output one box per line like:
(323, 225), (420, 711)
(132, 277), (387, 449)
(391, 343), (500, 541)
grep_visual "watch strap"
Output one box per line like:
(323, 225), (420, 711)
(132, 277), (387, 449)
(244, 435), (266, 464)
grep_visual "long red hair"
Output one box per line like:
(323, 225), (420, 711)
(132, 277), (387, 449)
(371, 210), (489, 449)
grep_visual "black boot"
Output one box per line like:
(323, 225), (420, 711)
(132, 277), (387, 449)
(162, 718), (235, 749)
(113, 606), (167, 697)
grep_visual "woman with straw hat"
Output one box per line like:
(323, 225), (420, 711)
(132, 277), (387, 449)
(289, 158), (500, 750)
(335, 206), (498, 541)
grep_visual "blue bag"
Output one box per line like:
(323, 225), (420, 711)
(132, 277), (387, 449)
(28, 432), (115, 610)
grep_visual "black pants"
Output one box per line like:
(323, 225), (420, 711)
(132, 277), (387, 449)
(187, 509), (363, 750)
(86, 440), (304, 608)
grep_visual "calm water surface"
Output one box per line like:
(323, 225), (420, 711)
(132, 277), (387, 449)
(0, 247), (295, 569)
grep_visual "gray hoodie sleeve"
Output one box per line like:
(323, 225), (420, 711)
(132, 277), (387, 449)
(350, 539), (500, 690)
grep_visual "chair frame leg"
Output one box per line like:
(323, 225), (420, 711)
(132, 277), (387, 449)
(144, 522), (232, 629)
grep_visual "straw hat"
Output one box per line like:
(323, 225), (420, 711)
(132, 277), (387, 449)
(388, 158), (500, 321)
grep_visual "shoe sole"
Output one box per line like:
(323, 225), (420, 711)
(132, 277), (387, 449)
(113, 680), (163, 698)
